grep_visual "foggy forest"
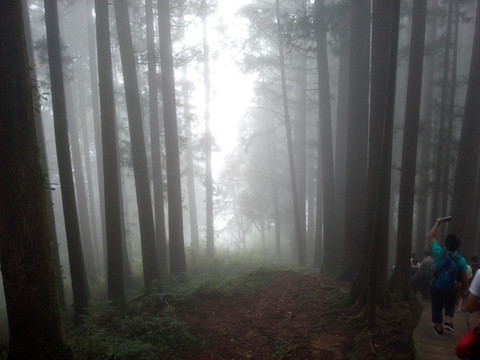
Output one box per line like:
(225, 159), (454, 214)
(1, 0), (480, 359)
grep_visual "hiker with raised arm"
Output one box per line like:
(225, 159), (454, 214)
(429, 217), (469, 335)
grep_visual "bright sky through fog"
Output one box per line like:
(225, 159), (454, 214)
(187, 1), (254, 176)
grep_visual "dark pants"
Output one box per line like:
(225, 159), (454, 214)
(430, 286), (457, 324)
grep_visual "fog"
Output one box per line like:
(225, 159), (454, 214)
(1, 0), (480, 327)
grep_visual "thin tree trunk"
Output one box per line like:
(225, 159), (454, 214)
(157, 0), (187, 275)
(114, 0), (159, 287)
(146, 0), (168, 277)
(183, 69), (200, 252)
(66, 81), (98, 285)
(44, 0), (89, 324)
(415, 0), (438, 254)
(392, 0), (427, 301)
(94, 0), (125, 304)
(314, 0), (337, 273)
(275, 0), (306, 266)
(431, 0), (453, 234)
(202, 6), (215, 260)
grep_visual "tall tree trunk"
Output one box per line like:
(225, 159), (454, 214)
(440, 0), (460, 221)
(266, 119), (282, 262)
(391, 0), (427, 301)
(415, 0), (438, 254)
(314, 0), (337, 273)
(293, 52), (307, 266)
(114, 0), (159, 287)
(334, 15), (349, 255)
(146, 0), (168, 277)
(22, 0), (66, 309)
(66, 82), (98, 286)
(202, 6), (215, 260)
(44, 0), (89, 324)
(0, 2), (73, 358)
(431, 0), (453, 235)
(157, 0), (186, 275)
(365, 0), (400, 324)
(275, 0), (306, 266)
(94, 0), (125, 304)
(86, 0), (106, 276)
(341, 0), (370, 281)
(183, 70), (200, 252)
(450, 0), (480, 245)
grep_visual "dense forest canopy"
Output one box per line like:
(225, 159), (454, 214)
(1, 0), (480, 358)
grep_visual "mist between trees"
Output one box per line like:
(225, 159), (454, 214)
(1, 0), (480, 358)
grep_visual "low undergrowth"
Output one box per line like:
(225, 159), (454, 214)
(68, 265), (282, 360)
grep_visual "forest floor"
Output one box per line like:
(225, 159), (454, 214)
(175, 270), (421, 360)
(0, 269), (423, 360)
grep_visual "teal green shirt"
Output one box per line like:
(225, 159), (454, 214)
(431, 239), (468, 273)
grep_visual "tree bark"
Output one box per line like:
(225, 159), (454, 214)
(146, 0), (168, 277)
(341, 0), (370, 280)
(44, 0), (89, 323)
(314, 0), (337, 273)
(450, 0), (480, 245)
(22, 0), (66, 309)
(158, 0), (187, 275)
(94, 0), (125, 304)
(114, 0), (159, 287)
(0, 1), (73, 357)
(392, 0), (428, 301)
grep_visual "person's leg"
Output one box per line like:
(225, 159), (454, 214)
(430, 287), (444, 334)
(444, 289), (457, 331)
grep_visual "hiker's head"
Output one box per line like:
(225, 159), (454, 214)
(445, 233), (460, 252)
(423, 250), (432, 257)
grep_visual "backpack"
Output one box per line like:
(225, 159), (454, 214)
(431, 249), (461, 291)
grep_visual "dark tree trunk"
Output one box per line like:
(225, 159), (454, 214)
(415, 0), (438, 254)
(431, 0), (453, 236)
(146, 0), (168, 277)
(341, 0), (370, 280)
(391, 0), (428, 301)
(450, 0), (480, 245)
(22, 0), (66, 309)
(114, 0), (159, 287)
(293, 52), (307, 267)
(157, 0), (187, 275)
(0, 1), (72, 358)
(334, 15), (349, 256)
(44, 0), (89, 324)
(94, 0), (125, 304)
(365, 0), (400, 324)
(314, 0), (337, 273)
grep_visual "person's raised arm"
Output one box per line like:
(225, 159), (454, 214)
(428, 217), (443, 244)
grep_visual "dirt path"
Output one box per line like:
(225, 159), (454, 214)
(176, 271), (419, 360)
(414, 296), (480, 359)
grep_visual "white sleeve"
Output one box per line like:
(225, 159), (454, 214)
(469, 271), (480, 296)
